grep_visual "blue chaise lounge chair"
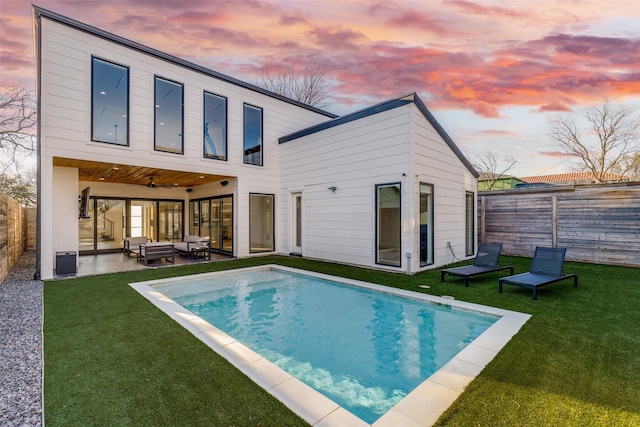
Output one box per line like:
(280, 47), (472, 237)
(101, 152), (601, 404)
(499, 246), (578, 300)
(441, 242), (513, 287)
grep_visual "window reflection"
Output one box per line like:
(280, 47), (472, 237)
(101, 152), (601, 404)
(243, 104), (263, 165)
(250, 194), (274, 252)
(376, 183), (401, 267)
(420, 183), (434, 266)
(92, 57), (128, 145)
(155, 77), (184, 154)
(203, 92), (227, 160)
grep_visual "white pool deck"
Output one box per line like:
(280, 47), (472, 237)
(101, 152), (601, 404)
(130, 265), (531, 427)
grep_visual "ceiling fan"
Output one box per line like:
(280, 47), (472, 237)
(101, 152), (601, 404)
(141, 176), (173, 189)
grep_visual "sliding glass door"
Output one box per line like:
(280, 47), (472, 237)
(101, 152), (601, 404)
(79, 198), (183, 254)
(190, 195), (233, 253)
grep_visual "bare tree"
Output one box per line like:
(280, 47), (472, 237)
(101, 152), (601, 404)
(261, 57), (331, 108)
(472, 151), (518, 190)
(549, 100), (640, 183)
(0, 168), (37, 206)
(0, 85), (37, 171)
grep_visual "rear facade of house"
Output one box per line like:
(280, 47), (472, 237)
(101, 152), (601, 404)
(33, 6), (478, 280)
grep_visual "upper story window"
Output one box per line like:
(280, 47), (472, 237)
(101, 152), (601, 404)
(243, 104), (263, 166)
(154, 76), (184, 154)
(203, 92), (227, 160)
(92, 57), (129, 146)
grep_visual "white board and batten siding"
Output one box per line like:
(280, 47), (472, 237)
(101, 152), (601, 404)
(280, 102), (477, 272)
(411, 107), (478, 270)
(280, 104), (413, 269)
(37, 9), (477, 277)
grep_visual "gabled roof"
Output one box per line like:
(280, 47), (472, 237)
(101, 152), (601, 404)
(32, 5), (337, 119)
(279, 93), (478, 177)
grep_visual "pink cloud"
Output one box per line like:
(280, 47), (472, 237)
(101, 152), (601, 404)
(478, 129), (520, 136)
(539, 103), (572, 112)
(445, 0), (527, 18)
(306, 26), (368, 51)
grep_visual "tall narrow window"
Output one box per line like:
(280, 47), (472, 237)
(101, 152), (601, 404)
(420, 183), (434, 266)
(243, 104), (263, 165)
(154, 76), (183, 154)
(203, 92), (227, 160)
(92, 57), (128, 145)
(376, 183), (401, 267)
(465, 192), (475, 256)
(250, 193), (274, 252)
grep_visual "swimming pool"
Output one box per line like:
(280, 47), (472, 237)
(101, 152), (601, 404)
(131, 265), (530, 426)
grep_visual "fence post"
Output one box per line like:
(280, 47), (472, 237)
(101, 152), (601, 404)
(480, 195), (486, 243)
(552, 193), (557, 247)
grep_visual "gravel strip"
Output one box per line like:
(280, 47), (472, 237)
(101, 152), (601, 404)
(0, 251), (43, 426)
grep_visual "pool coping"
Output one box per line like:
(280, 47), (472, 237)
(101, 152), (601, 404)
(130, 265), (531, 427)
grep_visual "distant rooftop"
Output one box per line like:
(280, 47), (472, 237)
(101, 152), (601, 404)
(520, 172), (625, 184)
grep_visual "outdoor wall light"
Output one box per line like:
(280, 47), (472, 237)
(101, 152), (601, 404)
(328, 186), (337, 192)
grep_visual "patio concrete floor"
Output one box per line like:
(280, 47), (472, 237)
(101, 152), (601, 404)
(55, 250), (233, 279)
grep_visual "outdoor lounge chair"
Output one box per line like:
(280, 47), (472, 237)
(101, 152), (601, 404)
(441, 243), (513, 287)
(499, 246), (578, 300)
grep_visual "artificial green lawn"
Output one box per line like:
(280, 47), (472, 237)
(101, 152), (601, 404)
(44, 255), (640, 426)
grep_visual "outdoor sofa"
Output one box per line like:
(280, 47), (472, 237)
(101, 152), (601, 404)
(123, 236), (148, 257)
(174, 235), (211, 260)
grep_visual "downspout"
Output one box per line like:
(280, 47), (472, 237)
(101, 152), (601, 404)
(33, 8), (42, 280)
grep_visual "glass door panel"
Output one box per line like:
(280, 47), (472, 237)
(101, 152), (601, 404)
(376, 183), (401, 266)
(96, 199), (125, 251)
(78, 199), (95, 252)
(159, 201), (183, 241)
(221, 196), (233, 252)
(200, 200), (211, 243)
(211, 199), (221, 249)
(293, 193), (302, 254)
(130, 200), (157, 241)
(420, 183), (434, 266)
(190, 201), (199, 235)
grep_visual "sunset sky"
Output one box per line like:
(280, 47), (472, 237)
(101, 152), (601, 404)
(2, 0), (640, 176)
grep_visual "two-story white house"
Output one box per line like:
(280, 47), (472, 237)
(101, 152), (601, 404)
(33, 6), (478, 280)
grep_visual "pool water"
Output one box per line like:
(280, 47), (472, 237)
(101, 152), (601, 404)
(154, 269), (498, 424)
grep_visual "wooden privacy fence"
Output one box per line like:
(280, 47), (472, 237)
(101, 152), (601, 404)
(0, 192), (30, 283)
(478, 182), (640, 267)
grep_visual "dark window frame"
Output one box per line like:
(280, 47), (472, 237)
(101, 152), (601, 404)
(189, 195), (234, 254)
(91, 56), (129, 146)
(154, 75), (184, 154)
(203, 91), (228, 161)
(243, 103), (263, 166)
(420, 182), (435, 267)
(375, 182), (402, 267)
(249, 192), (275, 253)
(79, 197), (184, 255)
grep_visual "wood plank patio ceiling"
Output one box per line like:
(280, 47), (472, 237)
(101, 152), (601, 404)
(53, 157), (227, 188)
